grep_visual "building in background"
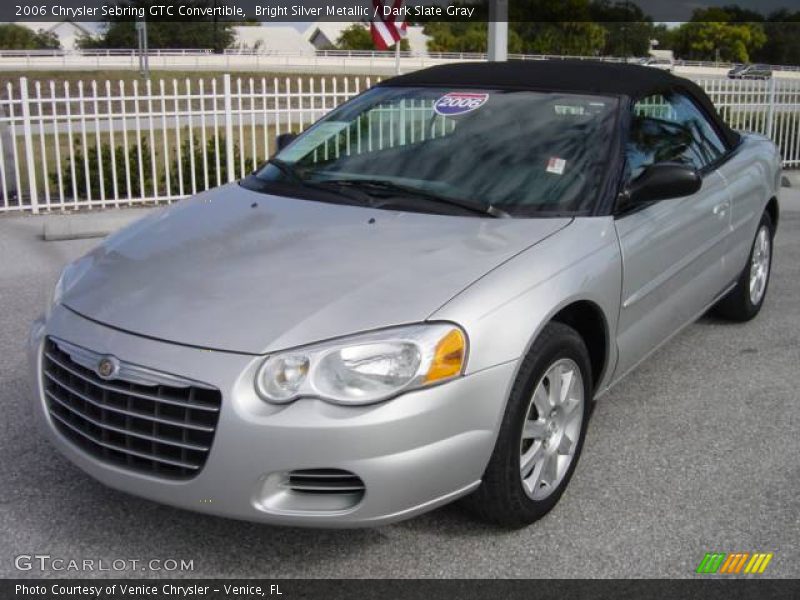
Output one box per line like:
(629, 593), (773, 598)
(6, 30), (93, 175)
(304, 21), (430, 54)
(17, 21), (95, 52)
(231, 25), (315, 55)
(405, 27), (430, 55)
(304, 22), (350, 51)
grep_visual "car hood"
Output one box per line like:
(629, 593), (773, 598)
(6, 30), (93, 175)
(62, 184), (571, 354)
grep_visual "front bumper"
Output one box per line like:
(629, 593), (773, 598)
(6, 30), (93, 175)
(28, 305), (516, 527)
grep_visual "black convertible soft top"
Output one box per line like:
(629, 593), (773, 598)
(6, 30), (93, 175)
(381, 60), (740, 149)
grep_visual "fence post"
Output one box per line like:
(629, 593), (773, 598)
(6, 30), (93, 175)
(223, 73), (235, 183)
(765, 76), (777, 140)
(19, 77), (38, 214)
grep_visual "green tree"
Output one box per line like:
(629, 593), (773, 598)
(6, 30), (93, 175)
(335, 24), (410, 51)
(589, 0), (658, 57)
(662, 7), (767, 62)
(507, 0), (603, 55)
(424, 22), (512, 53)
(80, 0), (235, 52)
(756, 11), (800, 65)
(0, 24), (60, 50)
(515, 22), (607, 55)
(671, 21), (766, 62)
(424, 1), (605, 56)
(426, 20), (605, 56)
(657, 5), (800, 66)
(715, 5), (764, 22)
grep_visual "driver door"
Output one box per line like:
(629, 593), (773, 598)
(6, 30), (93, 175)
(613, 92), (733, 380)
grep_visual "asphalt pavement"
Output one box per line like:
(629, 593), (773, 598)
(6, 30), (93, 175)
(1, 192), (798, 579)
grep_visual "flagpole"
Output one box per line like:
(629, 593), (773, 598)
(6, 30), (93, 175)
(487, 0), (508, 62)
(395, 42), (401, 75)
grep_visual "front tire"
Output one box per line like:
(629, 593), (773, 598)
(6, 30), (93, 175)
(714, 212), (774, 322)
(463, 322), (592, 528)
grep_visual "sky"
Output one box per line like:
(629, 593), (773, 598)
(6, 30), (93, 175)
(637, 0), (796, 20)
(10, 0), (800, 33)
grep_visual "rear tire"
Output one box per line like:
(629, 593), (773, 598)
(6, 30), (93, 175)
(714, 212), (774, 322)
(463, 322), (592, 528)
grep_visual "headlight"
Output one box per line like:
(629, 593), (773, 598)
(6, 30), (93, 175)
(255, 323), (467, 405)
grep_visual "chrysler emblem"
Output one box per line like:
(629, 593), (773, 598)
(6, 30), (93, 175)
(96, 356), (120, 380)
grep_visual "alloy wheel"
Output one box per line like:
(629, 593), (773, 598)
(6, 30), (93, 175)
(519, 358), (584, 501)
(749, 225), (771, 306)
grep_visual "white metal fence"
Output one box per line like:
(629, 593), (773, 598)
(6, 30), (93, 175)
(0, 74), (372, 213)
(0, 74), (798, 214)
(4, 51), (800, 81)
(4, 48), (800, 72)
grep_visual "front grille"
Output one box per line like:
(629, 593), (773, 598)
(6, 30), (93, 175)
(287, 469), (366, 496)
(42, 337), (221, 479)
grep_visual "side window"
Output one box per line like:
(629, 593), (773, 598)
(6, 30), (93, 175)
(626, 92), (727, 182)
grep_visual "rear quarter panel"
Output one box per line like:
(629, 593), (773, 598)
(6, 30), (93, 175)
(717, 134), (781, 282)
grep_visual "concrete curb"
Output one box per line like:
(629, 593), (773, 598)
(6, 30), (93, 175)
(782, 170), (800, 188)
(42, 208), (156, 241)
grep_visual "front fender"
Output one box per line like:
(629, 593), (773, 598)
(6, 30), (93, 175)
(429, 217), (622, 392)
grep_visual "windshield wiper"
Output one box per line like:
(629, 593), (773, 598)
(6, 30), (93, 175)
(263, 167), (509, 217)
(266, 158), (304, 185)
(265, 160), (376, 206)
(305, 179), (376, 206)
(318, 179), (509, 218)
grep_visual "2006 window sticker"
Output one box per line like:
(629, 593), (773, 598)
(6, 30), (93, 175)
(434, 92), (490, 116)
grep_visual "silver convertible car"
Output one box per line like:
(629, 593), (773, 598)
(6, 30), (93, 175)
(29, 61), (780, 528)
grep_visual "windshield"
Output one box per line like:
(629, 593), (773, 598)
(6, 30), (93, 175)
(249, 86), (619, 217)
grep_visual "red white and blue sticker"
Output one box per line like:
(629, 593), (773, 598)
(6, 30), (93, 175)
(434, 92), (489, 116)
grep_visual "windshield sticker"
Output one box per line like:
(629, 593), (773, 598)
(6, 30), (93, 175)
(546, 157), (567, 175)
(279, 121), (349, 161)
(434, 92), (489, 116)
(554, 104), (586, 116)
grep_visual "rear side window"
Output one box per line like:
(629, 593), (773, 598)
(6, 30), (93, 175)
(626, 92), (727, 181)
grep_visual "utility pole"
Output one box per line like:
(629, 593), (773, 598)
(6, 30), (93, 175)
(136, 17), (149, 78)
(395, 41), (401, 75)
(213, 0), (219, 53)
(487, 0), (508, 62)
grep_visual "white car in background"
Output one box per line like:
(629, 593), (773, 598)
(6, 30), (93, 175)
(643, 57), (675, 72)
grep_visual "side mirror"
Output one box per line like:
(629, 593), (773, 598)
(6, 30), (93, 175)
(626, 163), (702, 205)
(275, 133), (297, 153)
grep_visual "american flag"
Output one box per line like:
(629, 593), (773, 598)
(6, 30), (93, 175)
(371, 0), (408, 50)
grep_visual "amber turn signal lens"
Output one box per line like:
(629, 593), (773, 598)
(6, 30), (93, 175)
(425, 328), (466, 383)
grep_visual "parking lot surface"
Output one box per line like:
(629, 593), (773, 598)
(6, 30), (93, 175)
(1, 193), (798, 579)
